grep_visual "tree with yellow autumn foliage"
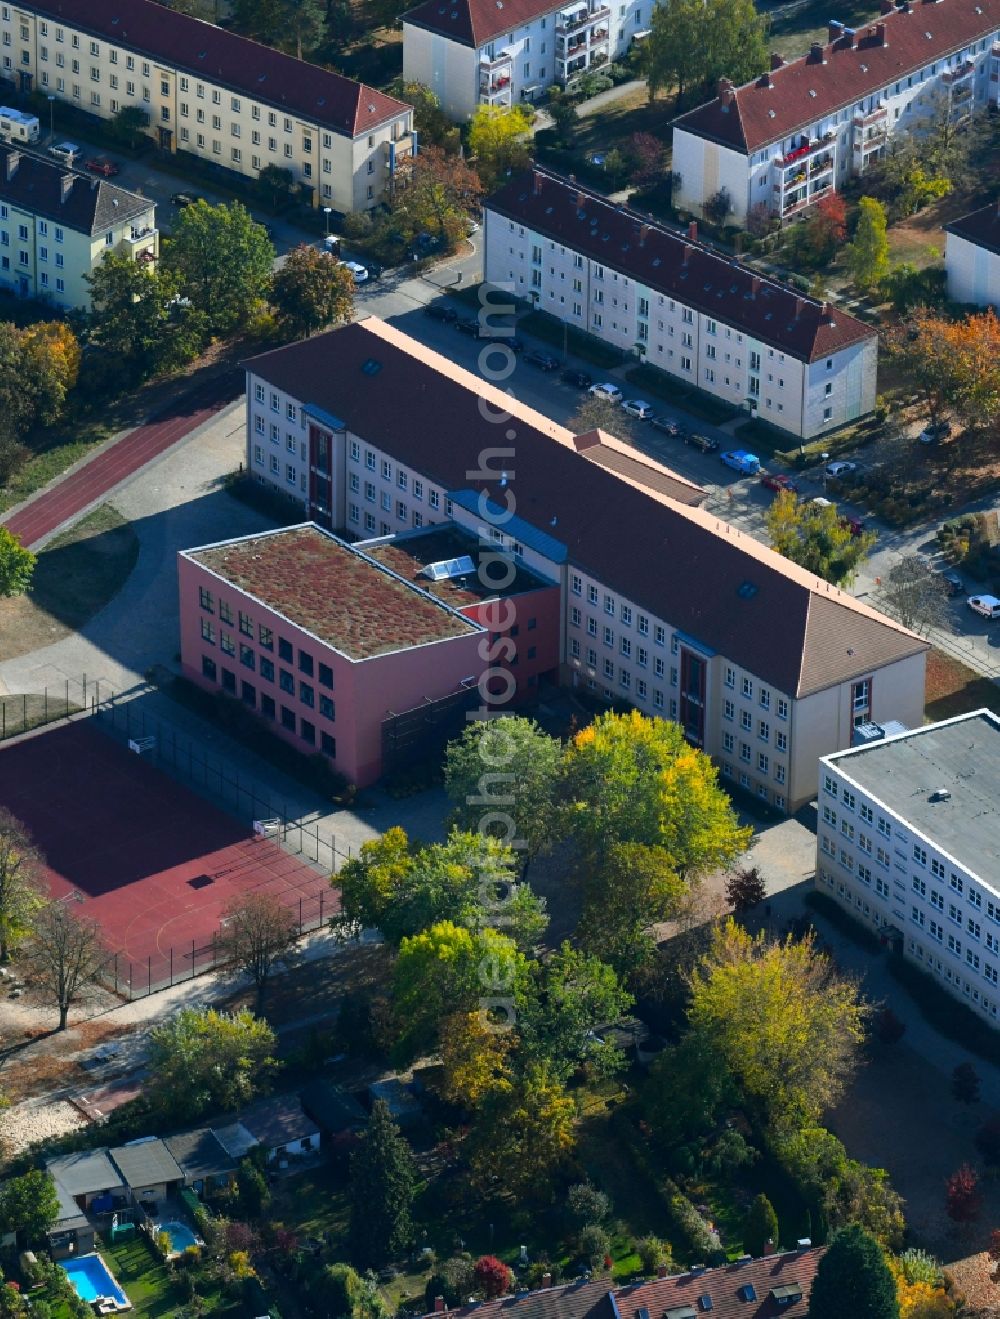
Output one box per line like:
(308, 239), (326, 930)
(886, 306), (1000, 432)
(436, 1010), (513, 1108)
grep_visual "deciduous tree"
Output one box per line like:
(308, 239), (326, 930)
(626, 132), (665, 187)
(311, 1262), (389, 1319)
(218, 890), (297, 1007)
(164, 200), (275, 334)
(386, 80), (460, 151)
(0, 529), (35, 599)
(875, 557), (951, 635)
(0, 810), (43, 961)
(885, 307), (1000, 430)
(436, 1009), (513, 1108)
(392, 145), (483, 248)
(810, 1225), (899, 1319)
(644, 0), (767, 102)
(845, 197), (890, 290)
(576, 842), (685, 975)
(686, 920), (868, 1127)
(271, 244), (355, 338)
(86, 251), (205, 381)
(147, 1006), (277, 1117)
(20, 901), (107, 1030)
(803, 191), (848, 264)
(468, 1062), (576, 1197)
(725, 865), (766, 914)
(766, 490), (876, 586)
(348, 1099), (416, 1269)
(945, 1163), (981, 1223)
(474, 1257), (513, 1299)
(468, 105), (532, 189)
(0, 1171), (60, 1245)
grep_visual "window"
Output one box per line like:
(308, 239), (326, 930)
(199, 586), (214, 613)
(742, 677), (753, 698)
(202, 655), (217, 682)
(777, 698), (788, 719)
(200, 618), (215, 644)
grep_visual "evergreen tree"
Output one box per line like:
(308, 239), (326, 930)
(348, 1099), (416, 1269)
(743, 1193), (778, 1257)
(809, 1225), (899, 1319)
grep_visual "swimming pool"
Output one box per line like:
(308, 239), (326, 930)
(155, 1219), (202, 1255)
(61, 1252), (130, 1307)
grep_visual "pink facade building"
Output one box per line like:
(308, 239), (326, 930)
(178, 523), (560, 787)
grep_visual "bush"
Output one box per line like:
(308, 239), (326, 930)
(635, 1236), (669, 1274)
(663, 1180), (716, 1261)
(578, 1224), (612, 1268)
(566, 1181), (611, 1228)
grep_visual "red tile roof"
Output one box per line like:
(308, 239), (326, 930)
(186, 525), (481, 660)
(947, 199), (1000, 258)
(31, 0), (409, 138)
(418, 1251), (825, 1319)
(487, 168), (875, 363)
(245, 320), (925, 699)
(403, 0), (559, 49)
(673, 0), (1000, 154)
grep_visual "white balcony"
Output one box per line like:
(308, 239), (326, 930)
(479, 49), (513, 72)
(556, 3), (610, 33)
(120, 226), (158, 262)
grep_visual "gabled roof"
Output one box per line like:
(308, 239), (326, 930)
(947, 199), (1000, 259)
(238, 1094), (321, 1149)
(163, 1129), (236, 1181)
(109, 1138), (184, 1189)
(245, 319), (926, 700)
(403, 0), (561, 50)
(486, 168), (875, 363)
(420, 1251), (824, 1319)
(0, 144), (152, 235)
(673, 0), (1000, 154)
(25, 0), (410, 139)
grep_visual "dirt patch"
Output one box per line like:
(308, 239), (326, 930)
(925, 649), (1000, 722)
(0, 504), (138, 660)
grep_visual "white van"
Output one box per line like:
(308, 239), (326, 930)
(967, 594), (1000, 620)
(0, 107), (40, 144)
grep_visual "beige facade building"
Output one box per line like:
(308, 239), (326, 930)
(242, 315), (927, 812)
(672, 0), (1000, 226)
(485, 167), (879, 440)
(0, 0), (415, 213)
(0, 141), (155, 306)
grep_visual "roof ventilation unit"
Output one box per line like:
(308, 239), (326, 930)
(930, 787), (951, 802)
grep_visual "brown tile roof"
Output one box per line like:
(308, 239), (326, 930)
(571, 431), (706, 506)
(423, 1251), (824, 1319)
(673, 0), (1000, 154)
(244, 320), (926, 699)
(947, 199), (1000, 258)
(31, 0), (409, 139)
(403, 0), (559, 49)
(0, 143), (151, 234)
(186, 525), (481, 660)
(364, 525), (554, 606)
(486, 169), (876, 363)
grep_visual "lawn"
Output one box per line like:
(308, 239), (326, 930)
(101, 1233), (246, 1317)
(924, 648), (1000, 722)
(0, 415), (116, 516)
(0, 504), (139, 661)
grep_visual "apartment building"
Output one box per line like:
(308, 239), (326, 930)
(402, 0), (646, 121)
(0, 141), (155, 306)
(672, 0), (1000, 225)
(484, 167), (878, 439)
(817, 710), (1000, 1027)
(946, 199), (1000, 307)
(0, 0), (415, 213)
(242, 316), (927, 810)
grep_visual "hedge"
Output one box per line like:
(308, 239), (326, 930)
(887, 953), (1000, 1065)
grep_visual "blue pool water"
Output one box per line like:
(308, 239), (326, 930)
(61, 1253), (129, 1306)
(156, 1219), (200, 1253)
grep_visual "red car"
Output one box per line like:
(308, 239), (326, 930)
(84, 156), (119, 177)
(760, 472), (797, 493)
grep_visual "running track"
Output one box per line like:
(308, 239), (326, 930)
(3, 367), (244, 549)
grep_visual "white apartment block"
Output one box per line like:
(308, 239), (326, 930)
(403, 0), (646, 121)
(485, 167), (878, 440)
(946, 200), (1000, 308)
(672, 0), (1000, 226)
(0, 141), (155, 307)
(242, 315), (927, 812)
(0, 0), (415, 213)
(817, 710), (1000, 1027)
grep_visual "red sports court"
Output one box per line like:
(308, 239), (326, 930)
(0, 719), (331, 991)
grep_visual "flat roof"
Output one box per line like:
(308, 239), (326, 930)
(47, 1149), (124, 1197)
(185, 524), (483, 661)
(827, 710), (1000, 882)
(109, 1138), (184, 1189)
(362, 525), (554, 607)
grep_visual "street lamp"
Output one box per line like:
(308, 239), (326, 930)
(47, 94), (55, 142)
(322, 206), (332, 237)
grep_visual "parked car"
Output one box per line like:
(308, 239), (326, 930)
(721, 449), (761, 475)
(968, 594), (1000, 620)
(940, 569), (964, 597)
(621, 399), (654, 420)
(812, 496), (834, 508)
(919, 421), (952, 445)
(170, 191), (201, 207)
(339, 260), (369, 284)
(424, 303), (458, 323)
(455, 317), (481, 337)
(561, 368), (593, 389)
(589, 382), (623, 402)
(649, 415), (681, 436)
(686, 433), (719, 453)
(522, 348), (560, 371)
(84, 155), (119, 177)
(826, 460), (857, 478)
(761, 472), (797, 493)
(48, 140), (80, 166)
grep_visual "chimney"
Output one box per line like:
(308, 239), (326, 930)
(757, 71), (772, 88)
(542, 1274), (553, 1289)
(764, 1240), (776, 1257)
(828, 18), (843, 41)
(751, 274), (761, 298)
(808, 40), (825, 62)
(657, 1265), (669, 1279)
(843, 26), (856, 46)
(822, 300), (836, 325)
(5, 150), (20, 181)
(687, 220), (698, 241)
(533, 170), (542, 195)
(639, 222), (651, 245)
(682, 244), (692, 265)
(434, 1300), (446, 1314)
(794, 296), (805, 318)
(576, 190), (585, 208)
(875, 20), (887, 41)
(717, 77), (736, 107)
(60, 173), (74, 203)
(770, 51), (785, 69)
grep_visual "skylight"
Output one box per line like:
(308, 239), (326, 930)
(361, 358), (382, 375)
(699, 1299), (713, 1314)
(737, 581), (758, 599)
(737, 1284), (757, 1303)
(421, 555), (476, 581)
